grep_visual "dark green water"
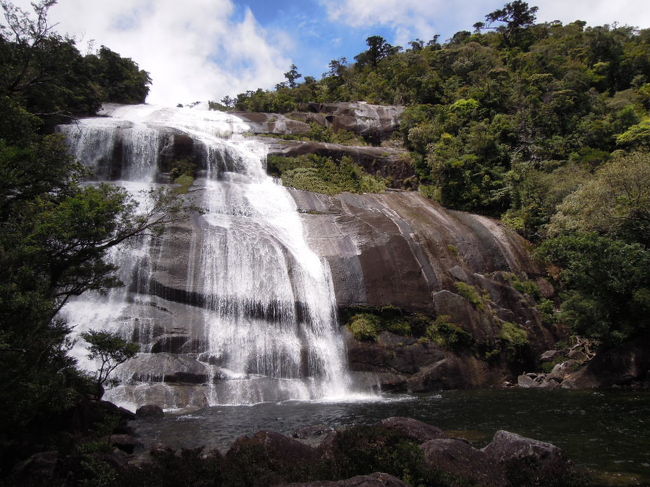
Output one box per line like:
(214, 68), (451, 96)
(132, 389), (650, 483)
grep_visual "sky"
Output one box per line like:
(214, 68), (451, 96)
(9, 0), (650, 105)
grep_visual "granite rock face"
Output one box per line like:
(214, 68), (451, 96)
(289, 189), (555, 387)
(237, 102), (404, 144)
(73, 103), (557, 399)
(122, 187), (555, 393)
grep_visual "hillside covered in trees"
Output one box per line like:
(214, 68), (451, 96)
(0, 0), (175, 477)
(230, 1), (650, 350)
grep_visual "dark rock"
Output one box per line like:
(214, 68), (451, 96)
(135, 404), (164, 419)
(482, 430), (569, 482)
(292, 424), (334, 440)
(12, 451), (58, 484)
(150, 334), (190, 353)
(227, 430), (319, 467)
(109, 434), (143, 454)
(406, 355), (500, 391)
(66, 399), (135, 434)
(563, 335), (650, 388)
(347, 334), (444, 376)
(421, 438), (506, 487)
(540, 350), (560, 362)
(374, 373), (408, 392)
(379, 417), (446, 443)
(225, 431), (320, 485)
(282, 472), (407, 487)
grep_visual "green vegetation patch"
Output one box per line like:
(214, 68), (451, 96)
(499, 321), (529, 348)
(267, 154), (387, 195)
(343, 306), (434, 342)
(502, 272), (541, 300)
(425, 315), (474, 352)
(269, 122), (368, 146)
(454, 282), (488, 310)
(170, 159), (198, 194)
(348, 314), (381, 341)
(343, 306), (478, 354)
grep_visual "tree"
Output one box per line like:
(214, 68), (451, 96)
(547, 152), (650, 246)
(0, 3), (169, 467)
(85, 46), (151, 104)
(484, 1), (538, 47)
(536, 233), (650, 346)
(1, 1), (151, 127)
(284, 63), (302, 88)
(354, 36), (399, 68)
(81, 330), (139, 398)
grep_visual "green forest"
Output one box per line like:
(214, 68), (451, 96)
(0, 0), (171, 479)
(232, 1), (650, 350)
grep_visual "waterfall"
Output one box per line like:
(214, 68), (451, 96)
(59, 104), (356, 410)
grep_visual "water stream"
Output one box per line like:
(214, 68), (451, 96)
(59, 104), (362, 409)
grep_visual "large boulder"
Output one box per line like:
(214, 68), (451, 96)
(226, 431), (320, 485)
(378, 417), (446, 444)
(290, 189), (556, 390)
(115, 353), (209, 384)
(562, 335), (650, 389)
(482, 430), (571, 484)
(135, 404), (164, 419)
(421, 438), (506, 487)
(238, 102), (404, 144)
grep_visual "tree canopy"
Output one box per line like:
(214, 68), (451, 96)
(229, 1), (650, 348)
(0, 0), (167, 472)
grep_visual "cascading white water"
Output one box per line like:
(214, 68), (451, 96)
(59, 104), (358, 409)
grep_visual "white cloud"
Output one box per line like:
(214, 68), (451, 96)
(321, 0), (650, 46)
(535, 0), (650, 28)
(321, 0), (457, 46)
(11, 0), (292, 105)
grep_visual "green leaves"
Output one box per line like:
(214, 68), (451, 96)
(81, 329), (139, 395)
(536, 233), (650, 345)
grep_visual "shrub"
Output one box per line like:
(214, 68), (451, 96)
(267, 154), (387, 195)
(454, 282), (486, 309)
(348, 314), (380, 341)
(324, 425), (456, 486)
(499, 321), (529, 350)
(426, 315), (474, 351)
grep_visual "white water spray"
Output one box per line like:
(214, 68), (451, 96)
(59, 104), (359, 409)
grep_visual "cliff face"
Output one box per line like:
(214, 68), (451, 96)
(290, 190), (556, 390)
(236, 101), (404, 143)
(62, 103), (559, 406)
(133, 188), (555, 394)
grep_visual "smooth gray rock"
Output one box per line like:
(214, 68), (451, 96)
(379, 417), (446, 443)
(482, 430), (564, 467)
(117, 353), (209, 384)
(422, 438), (507, 487)
(135, 404), (164, 419)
